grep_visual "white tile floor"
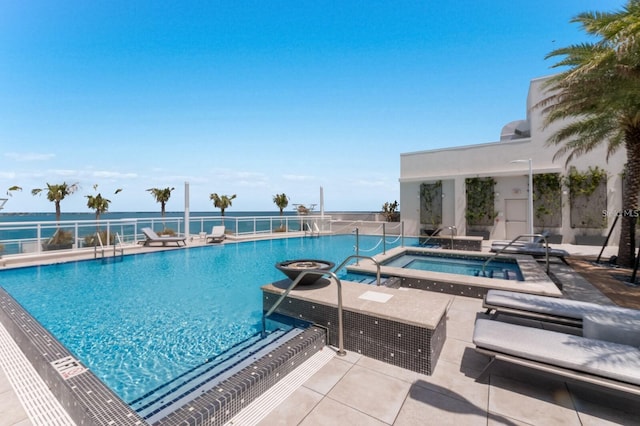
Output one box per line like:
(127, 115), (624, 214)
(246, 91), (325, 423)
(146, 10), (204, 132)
(0, 322), (74, 426)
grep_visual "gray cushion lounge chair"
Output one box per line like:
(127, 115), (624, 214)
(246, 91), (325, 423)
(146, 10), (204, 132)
(489, 242), (569, 259)
(473, 318), (640, 396)
(141, 227), (186, 247)
(483, 289), (640, 327)
(206, 226), (226, 243)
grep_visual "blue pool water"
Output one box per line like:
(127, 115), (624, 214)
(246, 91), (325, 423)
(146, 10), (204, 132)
(0, 234), (415, 403)
(384, 252), (524, 281)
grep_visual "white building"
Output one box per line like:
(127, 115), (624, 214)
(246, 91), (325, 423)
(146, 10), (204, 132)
(399, 76), (627, 245)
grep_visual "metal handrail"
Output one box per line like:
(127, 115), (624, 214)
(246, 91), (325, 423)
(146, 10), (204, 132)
(262, 269), (346, 356)
(114, 233), (124, 260)
(421, 225), (456, 247)
(93, 232), (105, 259)
(482, 233), (550, 275)
(334, 254), (382, 286)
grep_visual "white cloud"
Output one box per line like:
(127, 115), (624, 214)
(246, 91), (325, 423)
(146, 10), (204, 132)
(51, 169), (79, 177)
(92, 171), (138, 179)
(283, 174), (315, 181)
(4, 152), (55, 161)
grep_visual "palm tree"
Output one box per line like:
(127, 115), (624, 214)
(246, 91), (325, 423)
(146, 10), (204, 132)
(31, 182), (79, 223)
(538, 1), (640, 267)
(147, 187), (174, 222)
(86, 185), (122, 221)
(273, 193), (289, 216)
(210, 193), (237, 216)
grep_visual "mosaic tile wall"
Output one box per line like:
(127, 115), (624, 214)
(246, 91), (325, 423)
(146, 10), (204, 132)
(154, 326), (326, 426)
(263, 291), (446, 375)
(400, 277), (488, 299)
(0, 288), (145, 426)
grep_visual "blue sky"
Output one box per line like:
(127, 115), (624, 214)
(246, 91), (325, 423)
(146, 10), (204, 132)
(0, 0), (627, 213)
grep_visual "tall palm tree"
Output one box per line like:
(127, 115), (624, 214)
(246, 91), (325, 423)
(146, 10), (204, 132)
(539, 1), (640, 267)
(31, 182), (79, 223)
(210, 193), (237, 216)
(273, 193), (289, 216)
(147, 187), (174, 218)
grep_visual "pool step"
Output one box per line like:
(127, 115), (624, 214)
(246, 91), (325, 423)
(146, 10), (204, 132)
(132, 326), (304, 422)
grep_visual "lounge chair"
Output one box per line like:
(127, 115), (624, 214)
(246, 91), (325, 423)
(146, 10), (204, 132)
(483, 289), (640, 327)
(489, 242), (569, 260)
(206, 226), (226, 243)
(473, 318), (640, 396)
(141, 227), (186, 247)
(491, 231), (550, 248)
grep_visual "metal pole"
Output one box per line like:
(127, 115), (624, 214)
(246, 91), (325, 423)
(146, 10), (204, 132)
(597, 213), (619, 264)
(355, 227), (360, 265)
(184, 181), (190, 241)
(382, 223), (386, 254)
(631, 247), (640, 284)
(528, 159), (534, 241)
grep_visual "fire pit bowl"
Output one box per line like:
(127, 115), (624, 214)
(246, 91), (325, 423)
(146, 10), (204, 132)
(275, 259), (336, 286)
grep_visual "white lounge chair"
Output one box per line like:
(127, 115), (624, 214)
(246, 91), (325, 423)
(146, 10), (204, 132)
(141, 227), (186, 247)
(473, 318), (640, 396)
(206, 226), (226, 243)
(483, 289), (640, 327)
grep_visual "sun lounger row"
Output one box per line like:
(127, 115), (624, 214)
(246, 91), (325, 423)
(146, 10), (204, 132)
(474, 290), (640, 396)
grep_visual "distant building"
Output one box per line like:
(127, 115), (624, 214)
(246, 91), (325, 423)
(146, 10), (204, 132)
(399, 76), (627, 245)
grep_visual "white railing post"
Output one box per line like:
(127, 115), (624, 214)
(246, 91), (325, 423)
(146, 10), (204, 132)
(37, 224), (42, 253)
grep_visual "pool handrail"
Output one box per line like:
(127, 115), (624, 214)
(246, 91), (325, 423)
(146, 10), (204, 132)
(262, 269), (347, 356)
(420, 225), (456, 247)
(333, 254), (381, 286)
(482, 233), (549, 275)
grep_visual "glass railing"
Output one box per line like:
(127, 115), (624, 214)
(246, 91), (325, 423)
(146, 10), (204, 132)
(0, 215), (333, 256)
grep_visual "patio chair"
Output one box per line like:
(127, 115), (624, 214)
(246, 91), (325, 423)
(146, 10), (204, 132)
(141, 227), (186, 247)
(491, 231), (550, 248)
(483, 289), (640, 327)
(489, 243), (569, 260)
(473, 318), (640, 396)
(206, 226), (226, 243)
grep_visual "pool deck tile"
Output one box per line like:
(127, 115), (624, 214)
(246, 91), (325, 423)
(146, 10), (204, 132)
(2, 239), (640, 425)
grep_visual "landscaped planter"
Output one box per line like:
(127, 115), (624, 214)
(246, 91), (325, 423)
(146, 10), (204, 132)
(574, 235), (607, 246)
(466, 230), (490, 240)
(42, 243), (73, 251)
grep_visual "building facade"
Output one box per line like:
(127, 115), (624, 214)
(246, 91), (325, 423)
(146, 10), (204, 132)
(399, 76), (627, 245)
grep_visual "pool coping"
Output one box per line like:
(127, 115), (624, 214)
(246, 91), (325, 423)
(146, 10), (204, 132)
(347, 246), (562, 298)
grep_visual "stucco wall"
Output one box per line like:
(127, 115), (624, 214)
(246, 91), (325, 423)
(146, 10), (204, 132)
(399, 75), (627, 245)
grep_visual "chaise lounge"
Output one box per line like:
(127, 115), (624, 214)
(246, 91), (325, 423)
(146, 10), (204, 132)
(483, 289), (640, 327)
(489, 242), (570, 260)
(206, 226), (226, 243)
(141, 227), (186, 247)
(473, 317), (640, 396)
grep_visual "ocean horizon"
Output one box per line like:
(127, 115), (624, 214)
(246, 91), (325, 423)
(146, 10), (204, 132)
(0, 210), (378, 223)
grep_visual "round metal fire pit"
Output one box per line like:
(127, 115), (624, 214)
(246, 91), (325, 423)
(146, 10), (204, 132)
(275, 259), (335, 286)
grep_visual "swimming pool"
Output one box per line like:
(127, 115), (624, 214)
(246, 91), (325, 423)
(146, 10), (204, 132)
(382, 251), (524, 281)
(0, 234), (414, 405)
